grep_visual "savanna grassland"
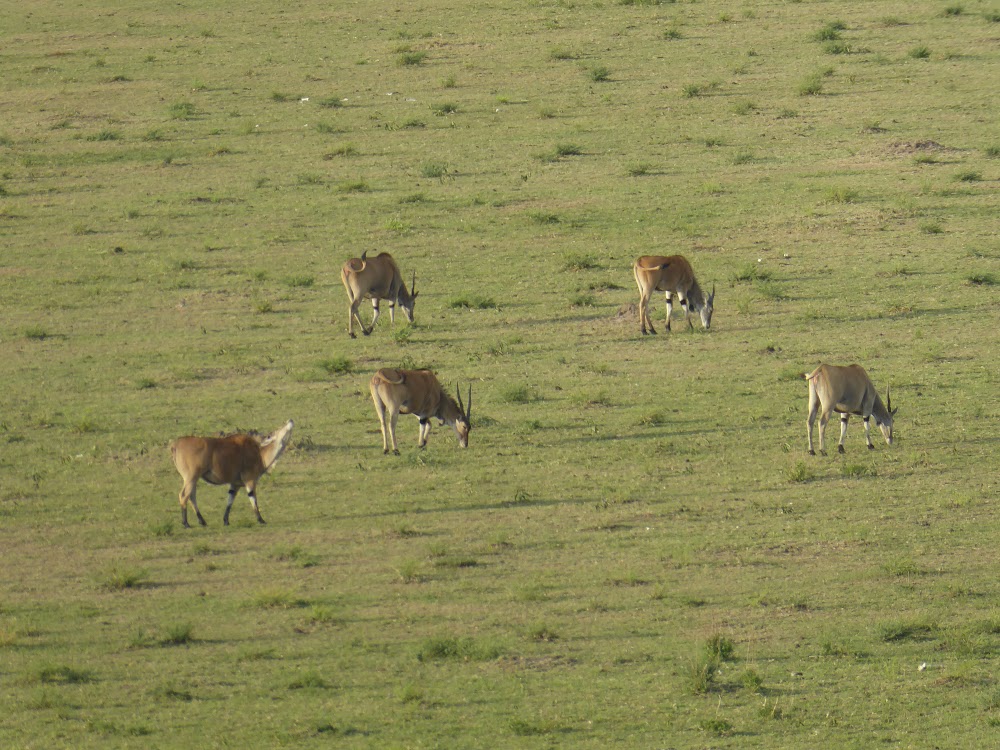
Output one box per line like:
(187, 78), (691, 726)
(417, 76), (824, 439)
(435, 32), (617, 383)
(1, 0), (999, 747)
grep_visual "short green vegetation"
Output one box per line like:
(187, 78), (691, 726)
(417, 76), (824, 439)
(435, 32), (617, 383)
(1, 1), (998, 748)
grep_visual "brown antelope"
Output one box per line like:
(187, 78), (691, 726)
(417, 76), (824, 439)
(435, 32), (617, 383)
(169, 420), (293, 527)
(369, 369), (471, 454)
(340, 251), (417, 338)
(805, 364), (896, 455)
(633, 255), (715, 336)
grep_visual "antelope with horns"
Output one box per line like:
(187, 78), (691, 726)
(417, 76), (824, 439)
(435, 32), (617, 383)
(633, 255), (715, 336)
(370, 369), (471, 454)
(805, 364), (896, 455)
(340, 251), (417, 338)
(169, 420), (293, 527)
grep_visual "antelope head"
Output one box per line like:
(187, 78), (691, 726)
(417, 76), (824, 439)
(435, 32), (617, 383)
(260, 419), (294, 469)
(400, 271), (418, 323)
(878, 386), (896, 445)
(454, 383), (472, 448)
(700, 285), (716, 330)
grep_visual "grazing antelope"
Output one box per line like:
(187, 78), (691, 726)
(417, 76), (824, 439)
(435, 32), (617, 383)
(633, 255), (715, 336)
(169, 420), (293, 527)
(340, 251), (418, 338)
(805, 364), (896, 455)
(370, 369), (471, 454)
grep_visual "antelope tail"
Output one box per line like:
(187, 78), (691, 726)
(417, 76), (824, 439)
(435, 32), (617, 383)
(347, 250), (368, 273)
(635, 260), (670, 272)
(376, 368), (405, 385)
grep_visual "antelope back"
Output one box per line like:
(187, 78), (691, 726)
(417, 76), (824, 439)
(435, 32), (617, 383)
(372, 369), (442, 416)
(171, 434), (256, 485)
(635, 255), (694, 294)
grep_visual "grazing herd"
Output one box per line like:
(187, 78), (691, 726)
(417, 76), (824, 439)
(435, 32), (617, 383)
(169, 252), (896, 526)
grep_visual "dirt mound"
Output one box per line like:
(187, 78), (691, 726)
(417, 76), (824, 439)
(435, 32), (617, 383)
(890, 140), (951, 154)
(616, 302), (637, 319)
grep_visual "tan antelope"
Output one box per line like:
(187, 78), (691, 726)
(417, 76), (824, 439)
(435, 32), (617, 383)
(633, 255), (715, 336)
(805, 364), (896, 455)
(169, 420), (293, 527)
(340, 251), (417, 338)
(369, 369), (471, 454)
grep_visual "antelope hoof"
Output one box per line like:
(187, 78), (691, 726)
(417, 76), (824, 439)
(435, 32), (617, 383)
(349, 332), (357, 339)
(820, 450), (827, 456)
(182, 519), (191, 529)
(257, 517), (267, 525)
(867, 444), (875, 451)
(808, 449), (815, 456)
(838, 445), (845, 454)
(362, 328), (372, 337)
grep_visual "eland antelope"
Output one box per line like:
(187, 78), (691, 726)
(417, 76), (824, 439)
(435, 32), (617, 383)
(341, 251), (417, 338)
(169, 420), (293, 527)
(805, 364), (896, 455)
(633, 255), (715, 336)
(370, 369), (471, 454)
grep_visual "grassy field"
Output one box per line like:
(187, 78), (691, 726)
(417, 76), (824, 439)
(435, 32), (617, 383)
(2, 0), (999, 746)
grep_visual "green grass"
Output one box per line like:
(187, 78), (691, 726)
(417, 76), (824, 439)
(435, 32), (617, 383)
(160, 622), (196, 646)
(965, 273), (997, 286)
(101, 565), (149, 590)
(2, 1), (999, 747)
(318, 356), (353, 375)
(588, 65), (611, 83)
(797, 72), (825, 96)
(167, 101), (197, 119)
(420, 161), (449, 179)
(37, 665), (96, 684)
(397, 50), (428, 66)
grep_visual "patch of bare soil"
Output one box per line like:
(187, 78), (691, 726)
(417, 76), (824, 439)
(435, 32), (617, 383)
(496, 655), (578, 672)
(615, 302), (637, 319)
(889, 140), (953, 155)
